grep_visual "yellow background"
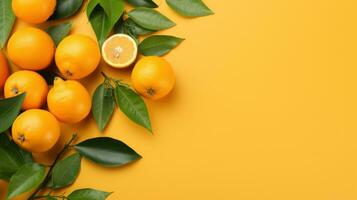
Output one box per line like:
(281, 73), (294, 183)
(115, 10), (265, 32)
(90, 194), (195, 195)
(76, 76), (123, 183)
(1, 0), (357, 199)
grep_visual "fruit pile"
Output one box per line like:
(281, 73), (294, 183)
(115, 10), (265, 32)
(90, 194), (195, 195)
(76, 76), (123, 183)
(0, 0), (213, 199)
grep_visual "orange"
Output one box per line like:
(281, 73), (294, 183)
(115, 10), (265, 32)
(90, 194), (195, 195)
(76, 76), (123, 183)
(55, 35), (101, 80)
(7, 27), (55, 70)
(0, 52), (9, 90)
(102, 34), (138, 68)
(4, 70), (48, 110)
(47, 77), (91, 123)
(131, 56), (176, 100)
(12, 109), (60, 153)
(12, 0), (56, 24)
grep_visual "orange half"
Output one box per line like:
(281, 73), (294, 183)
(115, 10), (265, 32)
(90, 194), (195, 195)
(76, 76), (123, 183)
(102, 34), (138, 68)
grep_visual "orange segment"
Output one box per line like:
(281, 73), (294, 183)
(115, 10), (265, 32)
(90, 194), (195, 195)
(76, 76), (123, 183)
(102, 34), (138, 68)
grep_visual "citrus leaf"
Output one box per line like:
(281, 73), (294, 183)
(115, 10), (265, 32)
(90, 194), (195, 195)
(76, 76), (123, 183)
(128, 7), (176, 30)
(92, 83), (115, 131)
(115, 84), (152, 132)
(68, 188), (111, 200)
(74, 137), (141, 167)
(46, 22), (72, 46)
(0, 134), (33, 181)
(51, 0), (84, 19)
(47, 153), (81, 189)
(139, 35), (184, 56)
(116, 18), (154, 36)
(0, 93), (26, 133)
(88, 5), (111, 47)
(6, 163), (46, 200)
(99, 0), (125, 28)
(86, 0), (100, 16)
(126, 0), (158, 8)
(166, 0), (214, 17)
(0, 0), (15, 48)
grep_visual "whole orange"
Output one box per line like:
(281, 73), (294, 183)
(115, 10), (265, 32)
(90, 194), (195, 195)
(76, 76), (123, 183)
(0, 52), (9, 90)
(4, 70), (48, 110)
(47, 77), (91, 123)
(55, 35), (101, 80)
(12, 0), (56, 24)
(131, 56), (176, 100)
(7, 27), (55, 70)
(12, 109), (60, 153)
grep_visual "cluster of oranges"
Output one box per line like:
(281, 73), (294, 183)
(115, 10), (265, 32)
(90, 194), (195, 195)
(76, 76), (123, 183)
(0, 0), (176, 153)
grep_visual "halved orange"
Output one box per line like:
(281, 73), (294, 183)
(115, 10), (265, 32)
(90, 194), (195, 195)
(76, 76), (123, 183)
(102, 34), (138, 68)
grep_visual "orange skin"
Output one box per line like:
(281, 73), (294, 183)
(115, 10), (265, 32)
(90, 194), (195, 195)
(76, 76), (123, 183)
(55, 35), (101, 80)
(12, 0), (56, 24)
(131, 56), (176, 100)
(0, 52), (9, 90)
(47, 78), (92, 123)
(7, 27), (55, 71)
(4, 70), (48, 110)
(12, 109), (60, 153)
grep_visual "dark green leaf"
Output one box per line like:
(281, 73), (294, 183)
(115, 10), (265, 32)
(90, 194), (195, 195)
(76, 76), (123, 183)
(6, 163), (46, 200)
(75, 137), (141, 167)
(88, 6), (110, 47)
(86, 0), (100, 16)
(0, 93), (26, 133)
(128, 7), (176, 30)
(126, 0), (158, 8)
(139, 35), (184, 56)
(47, 153), (81, 189)
(166, 0), (214, 17)
(0, 0), (15, 48)
(115, 84), (152, 132)
(92, 84), (115, 131)
(116, 18), (154, 36)
(68, 188), (111, 200)
(46, 22), (72, 46)
(51, 0), (84, 19)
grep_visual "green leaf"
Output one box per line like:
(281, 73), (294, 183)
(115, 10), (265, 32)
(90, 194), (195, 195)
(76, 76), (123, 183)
(75, 137), (141, 167)
(116, 18), (154, 36)
(92, 83), (115, 131)
(128, 7), (176, 30)
(0, 0), (15, 48)
(0, 135), (33, 181)
(46, 22), (72, 46)
(126, 0), (158, 8)
(45, 196), (57, 200)
(47, 153), (81, 189)
(68, 188), (111, 200)
(166, 0), (214, 17)
(51, 0), (84, 19)
(139, 35), (184, 56)
(0, 93), (26, 133)
(6, 163), (46, 200)
(115, 84), (152, 132)
(87, 0), (125, 46)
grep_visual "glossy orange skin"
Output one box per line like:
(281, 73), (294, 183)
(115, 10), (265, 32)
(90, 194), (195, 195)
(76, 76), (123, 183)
(47, 78), (91, 123)
(12, 0), (56, 24)
(12, 109), (60, 153)
(7, 27), (55, 70)
(0, 52), (9, 90)
(131, 56), (176, 100)
(4, 70), (48, 110)
(55, 35), (101, 80)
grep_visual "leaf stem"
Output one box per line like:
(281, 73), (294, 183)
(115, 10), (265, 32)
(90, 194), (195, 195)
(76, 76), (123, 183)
(28, 134), (78, 200)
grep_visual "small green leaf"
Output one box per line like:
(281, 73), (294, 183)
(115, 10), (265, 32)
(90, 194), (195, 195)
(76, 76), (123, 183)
(48, 153), (81, 189)
(128, 7), (176, 30)
(126, 0), (158, 8)
(6, 163), (46, 200)
(115, 84), (152, 132)
(46, 22), (72, 46)
(0, 93), (26, 133)
(166, 0), (214, 17)
(51, 0), (84, 19)
(92, 83), (115, 131)
(75, 137), (141, 167)
(139, 35), (184, 56)
(116, 18), (154, 36)
(0, 135), (33, 181)
(0, 0), (15, 48)
(68, 188), (111, 200)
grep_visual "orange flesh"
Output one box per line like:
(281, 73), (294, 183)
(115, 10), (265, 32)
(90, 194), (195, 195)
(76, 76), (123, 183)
(103, 36), (136, 65)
